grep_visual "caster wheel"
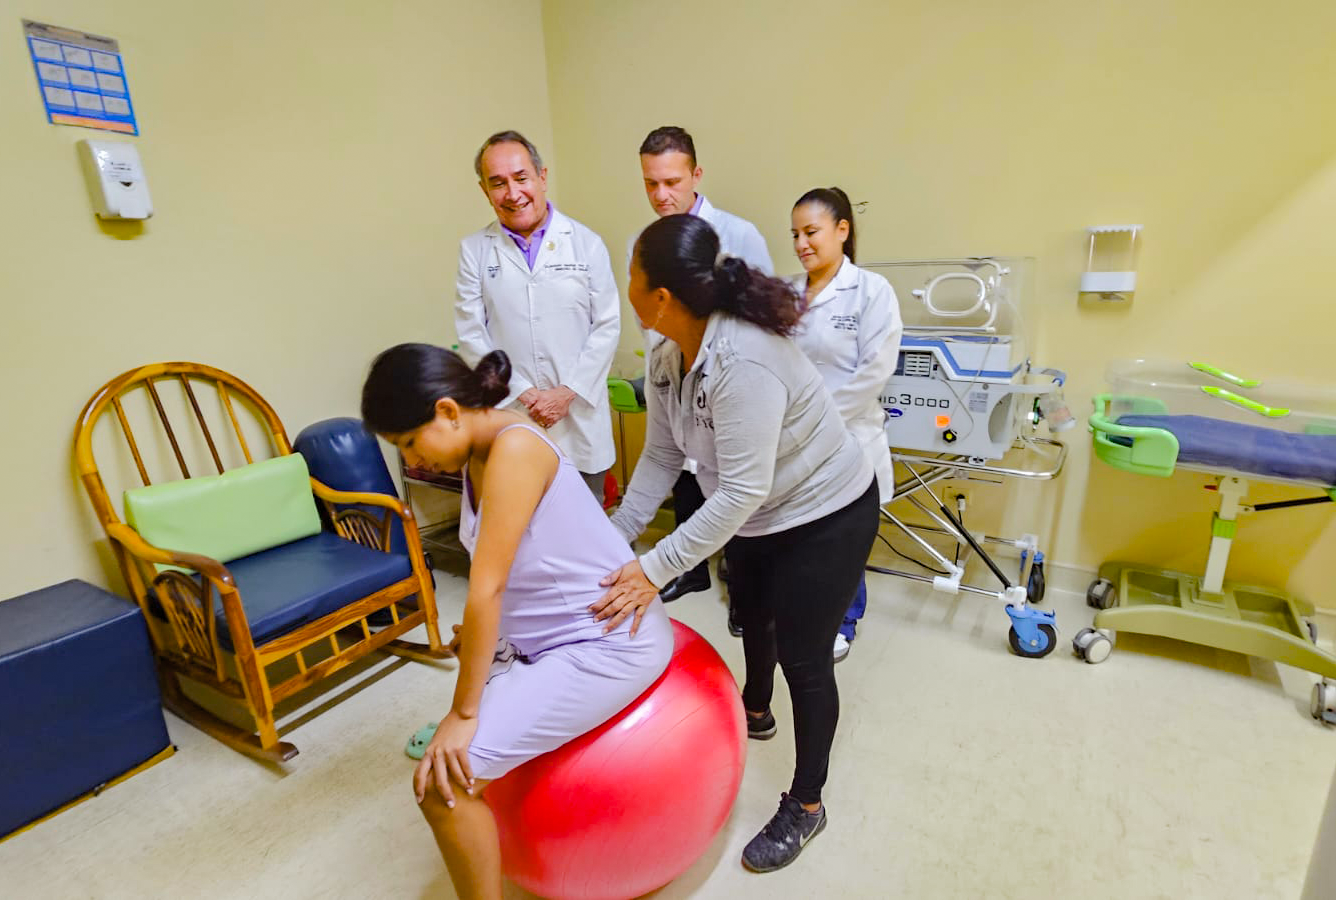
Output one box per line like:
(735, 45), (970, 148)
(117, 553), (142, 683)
(1087, 578), (1116, 610)
(1008, 623), (1057, 659)
(1027, 561), (1047, 605)
(1072, 627), (1113, 664)
(1312, 682), (1336, 722)
(1307, 619), (1319, 645)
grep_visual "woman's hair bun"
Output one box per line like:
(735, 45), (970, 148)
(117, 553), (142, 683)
(713, 255), (750, 305)
(475, 350), (512, 407)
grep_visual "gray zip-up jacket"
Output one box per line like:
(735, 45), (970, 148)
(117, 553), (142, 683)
(610, 311), (874, 589)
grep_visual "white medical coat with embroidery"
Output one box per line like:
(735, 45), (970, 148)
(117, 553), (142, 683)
(455, 207), (619, 473)
(791, 256), (902, 503)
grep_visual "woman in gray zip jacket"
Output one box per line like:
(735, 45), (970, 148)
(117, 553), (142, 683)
(592, 213), (880, 874)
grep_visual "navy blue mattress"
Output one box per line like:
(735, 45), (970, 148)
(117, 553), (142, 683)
(1117, 414), (1336, 484)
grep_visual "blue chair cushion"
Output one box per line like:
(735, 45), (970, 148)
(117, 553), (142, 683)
(216, 532), (412, 649)
(295, 417), (410, 556)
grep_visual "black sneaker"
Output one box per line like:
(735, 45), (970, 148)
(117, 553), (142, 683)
(728, 605), (744, 637)
(741, 793), (827, 873)
(746, 708), (776, 741)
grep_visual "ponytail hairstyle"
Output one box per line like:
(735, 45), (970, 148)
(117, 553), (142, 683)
(361, 344), (511, 434)
(634, 214), (803, 337)
(794, 186), (856, 263)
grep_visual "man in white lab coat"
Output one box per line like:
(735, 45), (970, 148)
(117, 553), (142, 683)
(455, 130), (620, 497)
(627, 126), (773, 605)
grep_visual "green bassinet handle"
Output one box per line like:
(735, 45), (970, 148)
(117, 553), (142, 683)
(1201, 386), (1290, 418)
(1189, 361), (1261, 388)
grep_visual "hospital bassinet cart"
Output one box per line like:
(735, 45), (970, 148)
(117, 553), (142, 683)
(1079, 360), (1336, 722)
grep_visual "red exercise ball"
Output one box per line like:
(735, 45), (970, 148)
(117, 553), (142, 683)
(486, 619), (746, 900)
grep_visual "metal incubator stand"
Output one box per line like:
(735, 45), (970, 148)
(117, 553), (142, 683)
(862, 257), (1075, 658)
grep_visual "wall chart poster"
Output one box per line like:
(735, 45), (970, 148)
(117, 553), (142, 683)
(24, 19), (139, 135)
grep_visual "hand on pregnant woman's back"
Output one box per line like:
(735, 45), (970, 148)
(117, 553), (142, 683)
(592, 559), (659, 636)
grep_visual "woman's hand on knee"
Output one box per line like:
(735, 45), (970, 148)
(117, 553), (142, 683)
(593, 560), (658, 636)
(413, 712), (479, 808)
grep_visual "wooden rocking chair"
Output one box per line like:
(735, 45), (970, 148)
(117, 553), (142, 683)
(74, 362), (449, 762)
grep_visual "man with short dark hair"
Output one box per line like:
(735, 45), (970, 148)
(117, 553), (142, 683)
(456, 130), (620, 497)
(632, 126), (772, 271)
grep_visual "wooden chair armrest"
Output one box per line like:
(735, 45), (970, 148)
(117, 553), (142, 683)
(309, 478), (413, 520)
(106, 522), (235, 587)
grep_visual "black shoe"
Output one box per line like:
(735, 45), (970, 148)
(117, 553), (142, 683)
(659, 570), (710, 603)
(728, 605), (744, 637)
(741, 793), (827, 873)
(746, 708), (776, 740)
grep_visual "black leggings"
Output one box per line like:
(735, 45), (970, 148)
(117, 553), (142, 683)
(672, 471), (710, 581)
(727, 478), (879, 806)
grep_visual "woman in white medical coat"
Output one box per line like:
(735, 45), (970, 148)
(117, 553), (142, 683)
(790, 187), (902, 662)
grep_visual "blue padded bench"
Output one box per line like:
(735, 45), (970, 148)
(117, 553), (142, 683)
(0, 579), (172, 838)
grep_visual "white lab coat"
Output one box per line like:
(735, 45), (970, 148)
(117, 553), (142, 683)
(455, 207), (619, 473)
(625, 194), (774, 279)
(792, 256), (903, 504)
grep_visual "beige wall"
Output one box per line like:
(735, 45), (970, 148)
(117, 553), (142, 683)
(4, 0), (1335, 610)
(543, 0), (1336, 605)
(0, 0), (554, 596)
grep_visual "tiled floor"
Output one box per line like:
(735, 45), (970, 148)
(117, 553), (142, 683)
(4, 552), (1334, 899)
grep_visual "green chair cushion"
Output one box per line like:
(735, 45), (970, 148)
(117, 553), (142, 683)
(124, 454), (322, 565)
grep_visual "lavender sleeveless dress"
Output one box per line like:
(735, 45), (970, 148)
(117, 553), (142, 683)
(458, 424), (672, 780)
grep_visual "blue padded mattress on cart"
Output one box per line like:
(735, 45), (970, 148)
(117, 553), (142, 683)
(1117, 414), (1336, 485)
